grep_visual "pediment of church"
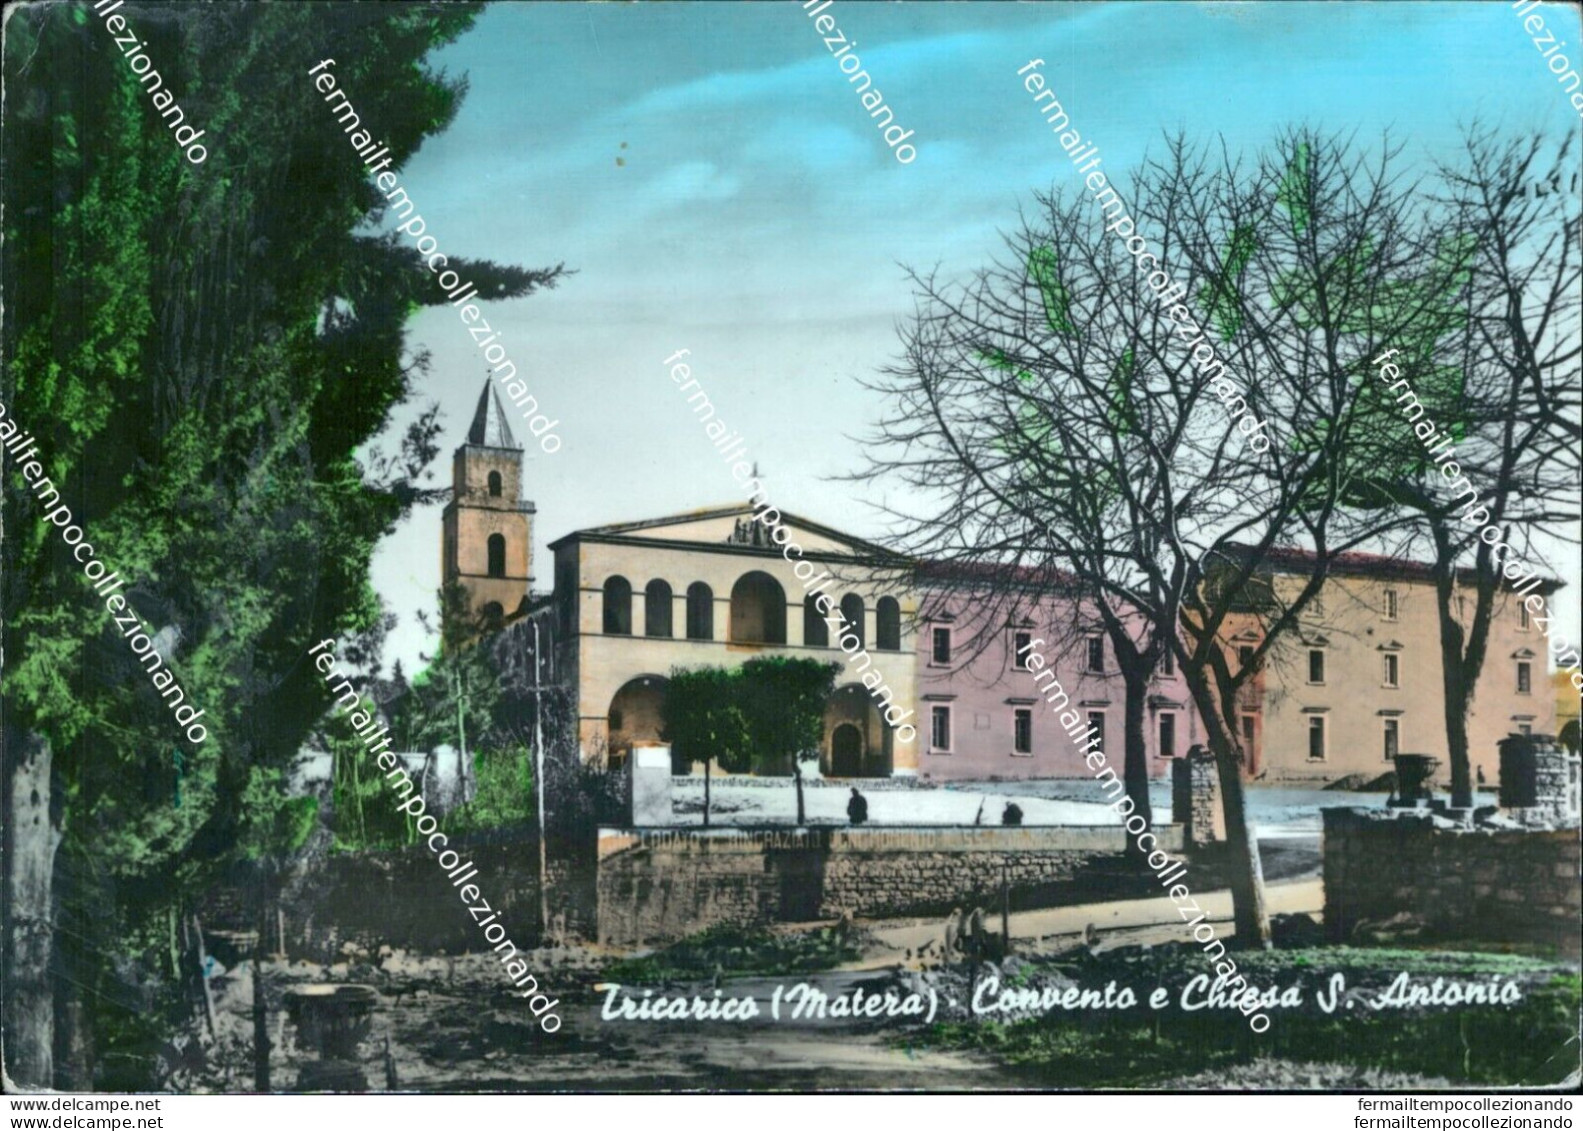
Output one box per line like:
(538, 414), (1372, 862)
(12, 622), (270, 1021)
(571, 504), (895, 559)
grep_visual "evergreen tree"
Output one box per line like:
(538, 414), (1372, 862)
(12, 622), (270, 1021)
(395, 582), (504, 759)
(2, 3), (564, 1085)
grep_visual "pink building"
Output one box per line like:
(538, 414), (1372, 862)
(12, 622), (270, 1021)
(912, 573), (1194, 782)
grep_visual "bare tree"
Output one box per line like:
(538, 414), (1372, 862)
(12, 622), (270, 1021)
(862, 129), (1440, 946)
(1271, 127), (1581, 808)
(1412, 130), (1581, 806)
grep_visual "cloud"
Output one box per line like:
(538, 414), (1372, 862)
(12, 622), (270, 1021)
(644, 161), (742, 207)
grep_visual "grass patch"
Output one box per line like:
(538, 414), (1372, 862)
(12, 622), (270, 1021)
(915, 947), (1580, 1087)
(603, 922), (864, 985)
(919, 1015), (1248, 1085)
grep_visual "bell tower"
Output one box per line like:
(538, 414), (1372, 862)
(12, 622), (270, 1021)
(441, 381), (535, 630)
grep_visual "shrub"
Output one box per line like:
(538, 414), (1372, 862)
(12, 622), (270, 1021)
(443, 743), (534, 835)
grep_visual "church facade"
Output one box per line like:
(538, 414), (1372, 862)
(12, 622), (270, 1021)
(547, 504), (921, 776)
(440, 381), (1558, 784)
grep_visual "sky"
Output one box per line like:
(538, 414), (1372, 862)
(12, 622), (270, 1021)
(366, 0), (1583, 675)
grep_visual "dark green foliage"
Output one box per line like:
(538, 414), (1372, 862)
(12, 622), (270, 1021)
(389, 583), (503, 756)
(914, 948), (1579, 1087)
(327, 705), (411, 852)
(236, 767), (317, 861)
(738, 656), (841, 775)
(665, 657), (840, 775)
(602, 922), (864, 985)
(1, 2), (564, 1084)
(443, 743), (535, 835)
(664, 666), (752, 774)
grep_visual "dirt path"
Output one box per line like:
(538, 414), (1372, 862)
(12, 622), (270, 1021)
(385, 980), (1021, 1092)
(851, 877), (1324, 966)
(545, 1005), (1019, 1092)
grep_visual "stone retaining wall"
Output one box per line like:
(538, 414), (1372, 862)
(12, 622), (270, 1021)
(595, 824), (1185, 947)
(1322, 807), (1581, 956)
(274, 836), (542, 961)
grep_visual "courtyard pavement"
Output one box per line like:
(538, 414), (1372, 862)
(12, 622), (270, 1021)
(670, 777), (1499, 836)
(671, 777), (1119, 826)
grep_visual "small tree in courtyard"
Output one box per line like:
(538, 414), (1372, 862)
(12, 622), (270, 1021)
(739, 656), (841, 825)
(665, 667), (751, 827)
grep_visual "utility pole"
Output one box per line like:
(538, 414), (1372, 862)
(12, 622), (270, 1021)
(532, 618), (550, 941)
(452, 666), (467, 779)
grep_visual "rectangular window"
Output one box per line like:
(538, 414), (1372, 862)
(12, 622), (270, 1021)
(1160, 643), (1175, 677)
(1013, 708), (1033, 755)
(1518, 723), (1533, 737)
(1012, 631), (1032, 670)
(1308, 649), (1325, 684)
(932, 626), (952, 665)
(1383, 653), (1399, 688)
(1087, 711), (1106, 753)
(1383, 718), (1399, 761)
(1384, 589), (1399, 621)
(931, 705), (952, 752)
(1238, 644), (1256, 671)
(1158, 712), (1177, 759)
(1308, 716), (1327, 761)
(1241, 714), (1257, 762)
(1517, 661), (1532, 694)
(1086, 636), (1105, 674)
(1518, 603), (1530, 631)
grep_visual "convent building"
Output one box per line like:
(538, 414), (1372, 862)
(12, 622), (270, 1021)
(442, 381), (1559, 786)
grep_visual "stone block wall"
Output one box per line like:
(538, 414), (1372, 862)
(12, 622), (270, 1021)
(1498, 737), (1581, 828)
(1322, 807), (1581, 956)
(207, 822), (1198, 956)
(595, 832), (774, 946)
(816, 827), (1150, 917)
(232, 836), (543, 962)
(542, 832), (598, 944)
(1172, 750), (1225, 845)
(595, 825), (1184, 947)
